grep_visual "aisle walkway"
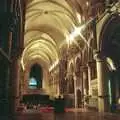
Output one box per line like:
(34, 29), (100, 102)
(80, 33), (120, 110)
(1, 109), (120, 120)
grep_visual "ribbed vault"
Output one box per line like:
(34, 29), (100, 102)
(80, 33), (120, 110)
(22, 0), (80, 70)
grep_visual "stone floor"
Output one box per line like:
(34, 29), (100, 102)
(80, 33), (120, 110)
(1, 110), (120, 120)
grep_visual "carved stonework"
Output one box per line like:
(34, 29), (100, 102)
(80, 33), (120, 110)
(68, 45), (80, 58)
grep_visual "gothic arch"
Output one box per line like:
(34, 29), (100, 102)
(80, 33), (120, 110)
(29, 63), (43, 88)
(69, 61), (74, 74)
(75, 56), (81, 76)
(66, 61), (74, 94)
(99, 14), (120, 51)
(98, 12), (120, 111)
(23, 59), (49, 93)
(82, 48), (88, 65)
(99, 14), (120, 67)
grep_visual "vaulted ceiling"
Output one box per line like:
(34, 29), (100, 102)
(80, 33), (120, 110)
(22, 0), (88, 70)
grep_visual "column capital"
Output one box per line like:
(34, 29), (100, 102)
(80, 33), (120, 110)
(93, 50), (104, 62)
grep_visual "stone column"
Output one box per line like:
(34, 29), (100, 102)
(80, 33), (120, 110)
(24, 68), (29, 94)
(94, 52), (109, 112)
(15, 59), (21, 110)
(116, 76), (119, 100)
(73, 73), (77, 108)
(87, 63), (92, 95)
(110, 71), (117, 112)
(83, 68), (88, 95)
(9, 58), (16, 113)
(0, 59), (9, 115)
(9, 57), (21, 113)
(19, 69), (24, 103)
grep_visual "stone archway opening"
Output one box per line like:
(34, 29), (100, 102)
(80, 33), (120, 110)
(100, 14), (120, 112)
(29, 63), (43, 89)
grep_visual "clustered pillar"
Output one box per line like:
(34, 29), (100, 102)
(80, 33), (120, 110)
(94, 51), (109, 112)
(87, 63), (92, 95)
(0, 58), (9, 115)
(9, 57), (20, 114)
(83, 67), (88, 96)
(73, 73), (77, 108)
